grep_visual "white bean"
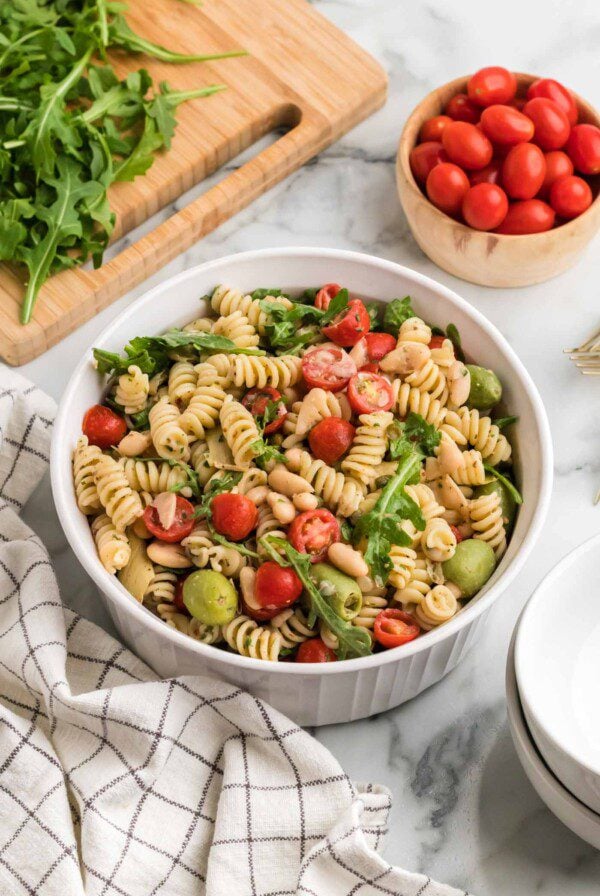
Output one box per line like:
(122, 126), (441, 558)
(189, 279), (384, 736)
(117, 430), (153, 457)
(245, 485), (269, 506)
(239, 566), (256, 604)
(267, 491), (296, 524)
(380, 342), (430, 376)
(268, 463), (313, 496)
(448, 360), (471, 408)
(327, 542), (369, 578)
(146, 541), (193, 568)
(292, 492), (319, 511)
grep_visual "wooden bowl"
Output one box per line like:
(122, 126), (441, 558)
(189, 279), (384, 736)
(396, 73), (600, 287)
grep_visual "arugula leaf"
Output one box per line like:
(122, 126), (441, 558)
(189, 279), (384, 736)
(128, 407), (151, 430)
(382, 296), (415, 336)
(493, 415), (519, 430)
(319, 288), (349, 325)
(365, 301), (380, 329)
(389, 413), (441, 458)
(354, 446), (425, 585)
(340, 520), (353, 542)
(445, 323), (465, 362)
(259, 288), (349, 354)
(132, 456), (204, 499)
(250, 288), (288, 301)
(250, 438), (286, 470)
(483, 465), (523, 505)
(260, 537), (372, 659)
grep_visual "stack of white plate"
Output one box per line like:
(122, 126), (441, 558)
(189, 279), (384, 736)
(507, 534), (600, 849)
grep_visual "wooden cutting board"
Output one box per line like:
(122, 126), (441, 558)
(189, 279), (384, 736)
(0, 0), (387, 365)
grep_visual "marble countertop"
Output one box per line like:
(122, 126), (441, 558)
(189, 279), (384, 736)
(15, 0), (600, 892)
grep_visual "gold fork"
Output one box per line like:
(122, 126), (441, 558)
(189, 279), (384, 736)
(565, 326), (600, 375)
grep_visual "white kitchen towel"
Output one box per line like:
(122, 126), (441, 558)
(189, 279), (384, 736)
(0, 369), (470, 896)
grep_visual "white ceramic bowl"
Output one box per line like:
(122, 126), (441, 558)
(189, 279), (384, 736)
(51, 248), (553, 726)
(507, 626), (600, 850)
(515, 534), (600, 814)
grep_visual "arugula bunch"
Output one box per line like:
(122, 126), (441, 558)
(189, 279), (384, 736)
(94, 329), (263, 377)
(382, 296), (415, 336)
(354, 444), (426, 586)
(260, 537), (371, 659)
(0, 0), (245, 323)
(259, 288), (349, 354)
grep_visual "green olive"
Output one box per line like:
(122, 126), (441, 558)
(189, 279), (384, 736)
(466, 364), (502, 410)
(474, 479), (517, 533)
(311, 563), (362, 621)
(183, 570), (238, 626)
(442, 540), (496, 599)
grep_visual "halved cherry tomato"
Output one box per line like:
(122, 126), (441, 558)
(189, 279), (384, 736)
(173, 574), (191, 612)
(82, 404), (127, 449)
(211, 493), (258, 541)
(241, 593), (281, 622)
(288, 509), (340, 563)
(549, 175), (592, 220)
(364, 332), (396, 361)
(469, 159), (503, 186)
(322, 299), (370, 347)
(462, 183), (508, 231)
(302, 345), (357, 392)
(374, 609), (421, 649)
(523, 98), (570, 151)
(347, 371), (394, 414)
(539, 151), (574, 198)
(502, 143), (546, 200)
(480, 104), (534, 146)
(426, 162), (470, 216)
(254, 562), (303, 610)
(428, 335), (446, 349)
(450, 525), (463, 544)
(527, 78), (578, 127)
(566, 124), (600, 175)
(494, 199), (555, 234)
(296, 638), (337, 663)
(445, 93), (480, 124)
(419, 115), (452, 142)
(409, 141), (448, 184)
(315, 283), (342, 311)
(442, 121), (493, 170)
(242, 386), (287, 434)
(308, 417), (356, 465)
(468, 66), (517, 107)
(360, 362), (379, 373)
(144, 495), (195, 543)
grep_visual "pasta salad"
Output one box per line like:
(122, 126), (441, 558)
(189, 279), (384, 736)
(72, 283), (522, 663)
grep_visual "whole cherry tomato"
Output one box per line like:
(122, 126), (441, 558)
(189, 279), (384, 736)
(409, 141), (448, 185)
(322, 299), (371, 347)
(441, 121), (493, 170)
(426, 162), (470, 216)
(364, 332), (397, 361)
(462, 183), (509, 231)
(527, 78), (578, 127)
(242, 386), (287, 434)
(254, 562), (303, 610)
(315, 283), (342, 311)
(549, 175), (593, 220)
(302, 345), (357, 392)
(347, 371), (395, 414)
(308, 417), (356, 466)
(445, 93), (480, 124)
(480, 104), (534, 146)
(566, 124), (600, 175)
(144, 495), (195, 543)
(288, 509), (341, 563)
(494, 199), (555, 234)
(538, 150), (574, 197)
(502, 143), (546, 200)
(470, 159), (503, 186)
(419, 115), (452, 142)
(82, 404), (127, 449)
(211, 493), (258, 541)
(373, 609), (421, 649)
(296, 638), (337, 663)
(523, 97), (570, 151)
(467, 66), (517, 107)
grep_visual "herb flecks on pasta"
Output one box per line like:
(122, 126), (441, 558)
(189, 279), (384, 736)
(75, 284), (520, 663)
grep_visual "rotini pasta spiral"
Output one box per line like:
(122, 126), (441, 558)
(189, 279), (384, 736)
(405, 358), (448, 403)
(179, 379), (228, 440)
(269, 608), (317, 647)
(211, 310), (260, 349)
(168, 361), (197, 407)
(220, 396), (261, 469)
(353, 593), (389, 631)
(451, 450), (486, 486)
(285, 448), (364, 517)
(221, 615), (282, 661)
(394, 382), (447, 427)
(182, 520), (245, 576)
(414, 585), (459, 630)
(393, 558), (434, 609)
(94, 455), (143, 531)
(341, 411), (393, 487)
(469, 492), (507, 558)
(398, 317), (432, 345)
(421, 518), (457, 563)
(256, 503), (287, 556)
(144, 569), (177, 606)
(189, 440), (216, 485)
(149, 397), (189, 461)
(92, 513), (131, 574)
(405, 483), (445, 521)
(121, 458), (187, 494)
(430, 338), (456, 369)
(210, 285), (292, 336)
(281, 402), (304, 450)
(441, 408), (512, 466)
(294, 388), (349, 438)
(114, 365), (149, 414)
(388, 544), (417, 590)
(228, 355), (303, 391)
(72, 435), (102, 515)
